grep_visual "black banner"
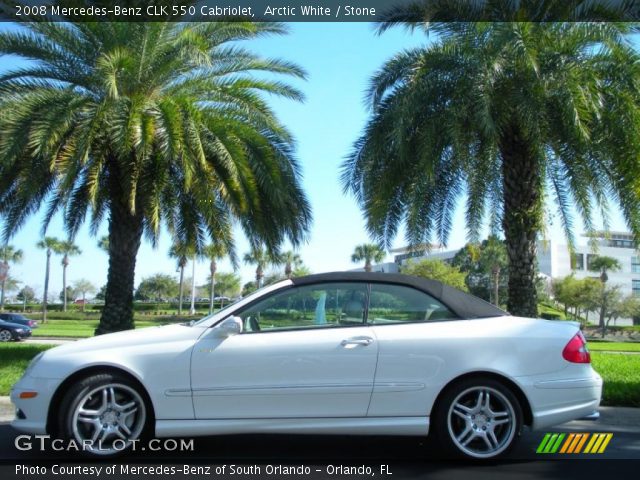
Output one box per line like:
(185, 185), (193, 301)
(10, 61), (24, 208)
(0, 0), (639, 22)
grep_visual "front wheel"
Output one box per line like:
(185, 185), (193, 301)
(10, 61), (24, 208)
(0, 329), (13, 342)
(433, 378), (522, 460)
(58, 373), (150, 456)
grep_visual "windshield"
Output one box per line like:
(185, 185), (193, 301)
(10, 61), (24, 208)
(190, 280), (292, 327)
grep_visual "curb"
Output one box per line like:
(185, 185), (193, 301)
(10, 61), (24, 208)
(0, 396), (13, 423)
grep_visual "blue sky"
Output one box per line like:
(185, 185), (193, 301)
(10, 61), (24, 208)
(0, 22), (629, 298)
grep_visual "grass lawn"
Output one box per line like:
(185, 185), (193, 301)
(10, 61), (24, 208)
(0, 344), (54, 395)
(32, 318), (185, 338)
(588, 342), (640, 353)
(592, 352), (640, 408)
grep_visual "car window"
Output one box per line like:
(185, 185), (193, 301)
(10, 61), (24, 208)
(368, 284), (457, 324)
(237, 282), (368, 332)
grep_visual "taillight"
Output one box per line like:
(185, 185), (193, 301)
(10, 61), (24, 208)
(562, 331), (591, 363)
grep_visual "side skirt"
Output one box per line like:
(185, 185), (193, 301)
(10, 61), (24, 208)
(155, 416), (429, 438)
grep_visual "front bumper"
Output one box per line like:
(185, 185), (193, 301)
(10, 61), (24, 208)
(10, 374), (61, 435)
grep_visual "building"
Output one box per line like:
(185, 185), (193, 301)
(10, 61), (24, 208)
(391, 233), (638, 294)
(388, 232), (639, 324)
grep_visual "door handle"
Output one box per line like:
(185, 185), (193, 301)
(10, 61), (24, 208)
(341, 337), (373, 347)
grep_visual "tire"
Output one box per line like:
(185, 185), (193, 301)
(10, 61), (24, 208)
(57, 373), (151, 456)
(0, 329), (13, 342)
(432, 377), (522, 460)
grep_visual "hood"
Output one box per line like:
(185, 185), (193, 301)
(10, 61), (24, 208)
(43, 323), (204, 358)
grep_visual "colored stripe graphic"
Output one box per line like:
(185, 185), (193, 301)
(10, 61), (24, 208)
(536, 433), (565, 453)
(537, 433), (613, 454)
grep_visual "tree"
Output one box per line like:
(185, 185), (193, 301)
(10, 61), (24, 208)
(169, 242), (195, 316)
(401, 259), (468, 292)
(16, 286), (35, 311)
(95, 285), (107, 302)
(244, 246), (277, 289)
(351, 244), (385, 272)
(342, 15), (640, 318)
(242, 281), (258, 297)
(73, 279), (96, 312)
(36, 237), (60, 322)
(589, 256), (622, 328)
(280, 250), (302, 279)
(0, 244), (23, 311)
(56, 240), (81, 311)
(452, 237), (507, 305)
(59, 286), (75, 303)
(0, 19), (312, 335)
(206, 272), (241, 308)
(135, 274), (179, 314)
(478, 236), (508, 306)
(202, 243), (231, 314)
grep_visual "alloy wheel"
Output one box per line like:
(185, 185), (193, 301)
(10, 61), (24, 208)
(0, 329), (12, 342)
(71, 383), (146, 455)
(446, 386), (517, 458)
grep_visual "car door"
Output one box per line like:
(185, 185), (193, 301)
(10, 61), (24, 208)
(191, 282), (378, 419)
(365, 282), (460, 417)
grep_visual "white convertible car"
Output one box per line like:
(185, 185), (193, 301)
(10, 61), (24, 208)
(11, 272), (602, 459)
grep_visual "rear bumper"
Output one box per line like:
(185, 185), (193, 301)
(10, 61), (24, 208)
(517, 367), (603, 430)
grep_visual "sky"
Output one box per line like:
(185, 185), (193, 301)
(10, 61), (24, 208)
(0, 22), (631, 299)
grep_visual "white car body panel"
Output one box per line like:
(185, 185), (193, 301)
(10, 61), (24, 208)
(11, 274), (602, 442)
(191, 326), (378, 418)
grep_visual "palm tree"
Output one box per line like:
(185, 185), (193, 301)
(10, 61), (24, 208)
(202, 243), (231, 315)
(342, 14), (640, 317)
(169, 242), (195, 316)
(280, 250), (302, 279)
(0, 245), (23, 311)
(351, 244), (385, 272)
(0, 20), (312, 334)
(36, 237), (60, 322)
(478, 236), (508, 306)
(244, 246), (275, 289)
(57, 240), (81, 311)
(589, 255), (622, 329)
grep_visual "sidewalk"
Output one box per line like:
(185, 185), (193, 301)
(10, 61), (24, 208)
(1, 396), (639, 431)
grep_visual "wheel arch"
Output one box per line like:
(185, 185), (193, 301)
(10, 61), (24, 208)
(431, 371), (533, 427)
(46, 365), (156, 436)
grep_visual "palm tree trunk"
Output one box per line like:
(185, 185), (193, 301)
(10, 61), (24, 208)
(0, 278), (5, 311)
(493, 267), (500, 307)
(209, 261), (216, 315)
(62, 258), (68, 312)
(81, 292), (86, 312)
(178, 265), (184, 316)
(500, 128), (542, 318)
(96, 198), (144, 335)
(189, 257), (196, 315)
(256, 266), (263, 289)
(365, 260), (372, 272)
(42, 250), (51, 323)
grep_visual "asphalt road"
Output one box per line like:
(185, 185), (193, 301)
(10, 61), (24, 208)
(1, 418), (638, 465)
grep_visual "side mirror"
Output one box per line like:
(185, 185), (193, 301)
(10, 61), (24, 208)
(215, 316), (243, 338)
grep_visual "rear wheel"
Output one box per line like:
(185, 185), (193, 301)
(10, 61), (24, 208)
(433, 377), (522, 459)
(58, 373), (150, 456)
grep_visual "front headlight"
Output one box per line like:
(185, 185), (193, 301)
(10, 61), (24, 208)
(23, 352), (44, 376)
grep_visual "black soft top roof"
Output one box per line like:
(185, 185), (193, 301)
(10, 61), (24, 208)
(291, 272), (508, 319)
